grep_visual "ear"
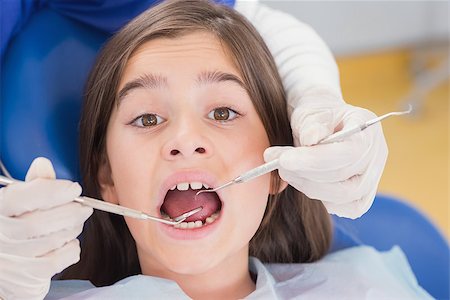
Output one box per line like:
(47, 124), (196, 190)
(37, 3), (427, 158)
(269, 174), (289, 195)
(97, 157), (119, 204)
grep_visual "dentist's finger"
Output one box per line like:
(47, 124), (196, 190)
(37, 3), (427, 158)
(291, 107), (336, 146)
(25, 157), (56, 181)
(0, 179), (82, 217)
(27, 239), (81, 279)
(272, 135), (371, 183)
(0, 202), (92, 240)
(0, 224), (85, 257)
(322, 188), (377, 219)
(281, 171), (370, 204)
(0, 238), (81, 283)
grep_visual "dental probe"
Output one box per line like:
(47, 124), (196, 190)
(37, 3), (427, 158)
(0, 175), (201, 226)
(196, 105), (413, 197)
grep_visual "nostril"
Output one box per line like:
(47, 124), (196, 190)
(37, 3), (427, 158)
(196, 147), (206, 154)
(170, 149), (180, 156)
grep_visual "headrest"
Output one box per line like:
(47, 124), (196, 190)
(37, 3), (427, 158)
(1, 9), (109, 181)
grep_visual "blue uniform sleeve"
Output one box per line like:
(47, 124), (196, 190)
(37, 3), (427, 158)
(45, 0), (235, 32)
(1, 0), (235, 63)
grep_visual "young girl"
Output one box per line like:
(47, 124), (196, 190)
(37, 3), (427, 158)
(63, 0), (331, 296)
(0, 0), (430, 299)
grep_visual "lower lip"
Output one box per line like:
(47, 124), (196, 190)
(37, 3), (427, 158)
(158, 212), (222, 240)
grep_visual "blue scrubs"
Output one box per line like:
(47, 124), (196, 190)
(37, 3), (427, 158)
(0, 0), (235, 63)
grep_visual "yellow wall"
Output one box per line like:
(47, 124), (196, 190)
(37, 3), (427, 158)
(337, 49), (449, 238)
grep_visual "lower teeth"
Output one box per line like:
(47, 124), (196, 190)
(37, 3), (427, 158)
(161, 212), (220, 229)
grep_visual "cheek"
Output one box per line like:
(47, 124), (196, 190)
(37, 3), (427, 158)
(222, 116), (271, 236)
(106, 125), (160, 210)
(125, 218), (156, 248)
(240, 175), (270, 223)
(224, 171), (271, 252)
(222, 120), (270, 175)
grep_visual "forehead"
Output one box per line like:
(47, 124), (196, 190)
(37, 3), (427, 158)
(120, 31), (240, 87)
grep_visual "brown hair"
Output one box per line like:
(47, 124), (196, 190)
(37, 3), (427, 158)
(62, 0), (331, 286)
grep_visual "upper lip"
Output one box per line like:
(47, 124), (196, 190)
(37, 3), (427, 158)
(157, 170), (220, 215)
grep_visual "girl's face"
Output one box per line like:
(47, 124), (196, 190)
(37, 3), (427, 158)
(101, 31), (272, 277)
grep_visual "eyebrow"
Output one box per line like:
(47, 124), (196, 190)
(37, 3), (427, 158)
(118, 73), (168, 101)
(196, 70), (246, 89)
(117, 70), (246, 104)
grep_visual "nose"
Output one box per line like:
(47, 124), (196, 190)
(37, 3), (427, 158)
(161, 118), (213, 161)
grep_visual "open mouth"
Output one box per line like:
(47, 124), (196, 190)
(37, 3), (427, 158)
(160, 181), (222, 229)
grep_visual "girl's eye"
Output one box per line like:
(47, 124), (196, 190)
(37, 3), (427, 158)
(208, 107), (238, 122)
(131, 113), (165, 127)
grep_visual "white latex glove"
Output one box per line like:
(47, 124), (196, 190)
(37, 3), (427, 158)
(0, 157), (93, 300)
(264, 94), (388, 219)
(236, 1), (388, 218)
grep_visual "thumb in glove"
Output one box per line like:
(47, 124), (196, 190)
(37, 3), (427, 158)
(25, 157), (56, 181)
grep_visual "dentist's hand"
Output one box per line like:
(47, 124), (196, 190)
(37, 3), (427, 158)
(0, 157), (93, 300)
(264, 98), (388, 219)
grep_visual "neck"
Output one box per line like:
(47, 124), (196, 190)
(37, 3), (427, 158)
(139, 248), (256, 299)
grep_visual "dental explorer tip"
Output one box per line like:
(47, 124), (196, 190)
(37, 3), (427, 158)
(188, 206), (203, 216)
(173, 206), (203, 222)
(406, 103), (413, 114)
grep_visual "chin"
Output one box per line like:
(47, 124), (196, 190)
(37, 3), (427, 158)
(160, 250), (222, 275)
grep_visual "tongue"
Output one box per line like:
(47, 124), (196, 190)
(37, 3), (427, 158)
(161, 189), (221, 222)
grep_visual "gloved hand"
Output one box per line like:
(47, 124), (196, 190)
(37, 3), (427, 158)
(236, 2), (388, 218)
(0, 157), (93, 300)
(265, 94), (388, 219)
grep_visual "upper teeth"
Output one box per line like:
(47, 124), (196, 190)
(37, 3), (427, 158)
(170, 182), (210, 191)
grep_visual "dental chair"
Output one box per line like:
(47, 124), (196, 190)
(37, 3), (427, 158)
(1, 7), (449, 300)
